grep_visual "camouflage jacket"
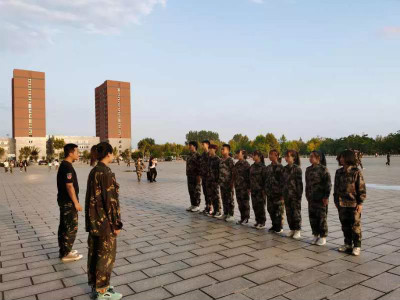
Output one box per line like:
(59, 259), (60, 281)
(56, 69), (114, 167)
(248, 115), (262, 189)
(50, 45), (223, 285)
(186, 151), (201, 177)
(334, 165), (366, 207)
(265, 163), (283, 198)
(207, 155), (221, 183)
(281, 164), (303, 200)
(305, 164), (332, 203)
(219, 156), (235, 187)
(85, 162), (123, 236)
(250, 162), (267, 192)
(234, 160), (250, 190)
(135, 161), (145, 172)
(199, 151), (209, 178)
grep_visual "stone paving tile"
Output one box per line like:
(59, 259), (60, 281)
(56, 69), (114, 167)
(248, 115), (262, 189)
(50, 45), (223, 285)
(379, 288), (400, 300)
(1, 160), (400, 300)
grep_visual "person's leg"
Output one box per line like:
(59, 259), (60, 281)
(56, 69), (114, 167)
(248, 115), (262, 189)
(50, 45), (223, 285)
(228, 187), (235, 216)
(293, 198), (302, 231)
(308, 202), (319, 236)
(212, 183), (221, 213)
(339, 207), (353, 246)
(320, 205), (328, 238)
(95, 234), (117, 292)
(58, 205), (78, 258)
(284, 197), (294, 230)
(202, 178), (209, 211)
(87, 233), (97, 289)
(352, 210), (362, 248)
(187, 176), (196, 206)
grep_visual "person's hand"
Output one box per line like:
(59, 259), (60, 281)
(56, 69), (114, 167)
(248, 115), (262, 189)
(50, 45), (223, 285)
(356, 204), (363, 213)
(75, 203), (83, 212)
(322, 198), (329, 206)
(114, 229), (121, 236)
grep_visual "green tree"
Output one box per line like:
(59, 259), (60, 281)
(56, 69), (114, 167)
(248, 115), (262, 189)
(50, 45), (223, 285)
(185, 130), (219, 144)
(30, 147), (40, 162)
(113, 147), (118, 157)
(121, 149), (131, 161)
(46, 136), (55, 160)
(131, 151), (143, 160)
(82, 150), (90, 162)
(53, 138), (65, 151)
(279, 135), (289, 154)
(229, 134), (252, 153)
(265, 133), (280, 153)
(20, 146), (32, 160)
(307, 137), (323, 153)
(252, 135), (269, 154)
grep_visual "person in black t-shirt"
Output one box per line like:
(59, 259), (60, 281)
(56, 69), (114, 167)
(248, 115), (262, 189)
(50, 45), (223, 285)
(57, 143), (83, 262)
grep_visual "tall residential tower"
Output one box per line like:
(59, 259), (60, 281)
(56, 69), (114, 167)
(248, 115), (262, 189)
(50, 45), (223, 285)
(95, 80), (131, 153)
(12, 69), (46, 159)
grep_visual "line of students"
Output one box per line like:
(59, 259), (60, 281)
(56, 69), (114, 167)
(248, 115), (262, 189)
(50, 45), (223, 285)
(185, 141), (366, 256)
(57, 142), (123, 300)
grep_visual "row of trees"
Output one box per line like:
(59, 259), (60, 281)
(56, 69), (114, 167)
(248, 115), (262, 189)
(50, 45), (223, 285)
(134, 130), (400, 159)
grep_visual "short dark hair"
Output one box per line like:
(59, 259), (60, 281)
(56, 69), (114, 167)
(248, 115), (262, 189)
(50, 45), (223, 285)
(94, 142), (113, 161)
(209, 144), (218, 150)
(201, 140), (210, 146)
(340, 149), (357, 166)
(235, 149), (247, 159)
(189, 141), (198, 150)
(64, 144), (78, 158)
(222, 144), (231, 151)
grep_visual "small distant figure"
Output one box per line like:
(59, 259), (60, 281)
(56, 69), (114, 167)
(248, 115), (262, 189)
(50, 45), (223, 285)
(355, 151), (364, 170)
(54, 160), (60, 170)
(23, 160), (28, 172)
(48, 161), (52, 171)
(386, 153), (391, 166)
(19, 161), (24, 172)
(117, 157), (120, 166)
(148, 157), (158, 182)
(4, 161), (9, 173)
(127, 159), (131, 167)
(9, 161), (14, 174)
(135, 159), (145, 182)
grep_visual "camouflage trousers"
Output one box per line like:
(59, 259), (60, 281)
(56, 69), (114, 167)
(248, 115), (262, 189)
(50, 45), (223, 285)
(207, 181), (221, 213)
(308, 202), (328, 237)
(235, 188), (250, 221)
(220, 185), (234, 216)
(267, 196), (284, 231)
(58, 203), (78, 258)
(338, 206), (362, 247)
(87, 233), (117, 289)
(251, 190), (266, 225)
(136, 171), (142, 181)
(187, 176), (201, 207)
(284, 196), (302, 231)
(201, 176), (211, 208)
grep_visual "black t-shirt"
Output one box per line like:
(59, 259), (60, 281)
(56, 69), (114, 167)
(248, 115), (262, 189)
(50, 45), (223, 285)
(57, 160), (79, 205)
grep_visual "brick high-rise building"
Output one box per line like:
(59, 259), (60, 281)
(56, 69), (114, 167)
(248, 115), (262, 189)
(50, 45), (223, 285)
(95, 80), (131, 154)
(12, 69), (46, 159)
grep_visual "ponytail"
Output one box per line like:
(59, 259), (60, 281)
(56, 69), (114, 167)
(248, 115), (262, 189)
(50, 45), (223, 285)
(311, 150), (327, 166)
(90, 145), (97, 166)
(286, 150), (301, 166)
(94, 142), (113, 162)
(253, 150), (265, 165)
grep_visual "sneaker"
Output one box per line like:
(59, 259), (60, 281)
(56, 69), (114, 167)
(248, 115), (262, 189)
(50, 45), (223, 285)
(61, 252), (83, 262)
(311, 236), (319, 245)
(316, 237), (326, 246)
(274, 229), (283, 234)
(253, 223), (259, 228)
(225, 215), (235, 222)
(352, 247), (361, 256)
(214, 212), (223, 219)
(292, 230), (301, 239)
(95, 289), (123, 300)
(286, 230), (295, 237)
(338, 244), (352, 253)
(190, 206), (200, 212)
(70, 250), (79, 255)
(186, 205), (194, 211)
(256, 223), (266, 230)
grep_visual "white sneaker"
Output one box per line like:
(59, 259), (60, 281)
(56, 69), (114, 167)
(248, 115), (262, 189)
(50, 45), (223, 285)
(311, 236), (319, 245)
(286, 230), (295, 237)
(186, 205), (194, 211)
(257, 224), (266, 230)
(190, 206), (200, 212)
(70, 250), (79, 255)
(338, 244), (352, 253)
(316, 237), (326, 246)
(61, 252), (83, 262)
(292, 230), (301, 239)
(352, 247), (361, 256)
(274, 229), (283, 234)
(225, 215), (235, 222)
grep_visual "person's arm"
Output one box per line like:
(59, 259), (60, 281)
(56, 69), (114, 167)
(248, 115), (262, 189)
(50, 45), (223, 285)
(100, 172), (123, 234)
(355, 170), (366, 213)
(322, 169), (332, 206)
(66, 183), (82, 211)
(296, 167), (303, 200)
(333, 170), (340, 208)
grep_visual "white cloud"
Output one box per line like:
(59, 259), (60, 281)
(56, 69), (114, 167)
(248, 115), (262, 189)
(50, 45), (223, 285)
(381, 26), (400, 38)
(0, 0), (166, 51)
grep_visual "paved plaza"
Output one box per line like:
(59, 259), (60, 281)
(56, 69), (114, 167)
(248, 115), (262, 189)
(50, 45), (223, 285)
(1, 157), (400, 300)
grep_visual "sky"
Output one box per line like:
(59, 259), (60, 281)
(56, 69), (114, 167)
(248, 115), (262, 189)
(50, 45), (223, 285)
(0, 0), (399, 148)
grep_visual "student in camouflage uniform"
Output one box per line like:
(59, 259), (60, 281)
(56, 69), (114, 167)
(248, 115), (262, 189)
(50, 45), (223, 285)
(219, 144), (235, 222)
(265, 149), (284, 233)
(207, 144), (222, 218)
(186, 141), (202, 212)
(305, 151), (332, 246)
(233, 150), (250, 224)
(57, 144), (83, 262)
(200, 140), (211, 215)
(135, 159), (145, 182)
(334, 150), (366, 256)
(250, 150), (267, 229)
(282, 150), (303, 239)
(85, 142), (123, 300)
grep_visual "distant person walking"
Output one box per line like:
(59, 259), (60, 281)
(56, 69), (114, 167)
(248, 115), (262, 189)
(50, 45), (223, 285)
(386, 153), (391, 166)
(23, 160), (28, 172)
(4, 161), (9, 173)
(85, 142), (123, 300)
(135, 159), (145, 182)
(9, 161), (13, 174)
(57, 143), (83, 262)
(48, 161), (52, 171)
(149, 157), (158, 182)
(19, 161), (23, 172)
